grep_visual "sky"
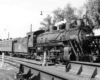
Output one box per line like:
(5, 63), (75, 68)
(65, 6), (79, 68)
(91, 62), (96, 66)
(0, 0), (87, 39)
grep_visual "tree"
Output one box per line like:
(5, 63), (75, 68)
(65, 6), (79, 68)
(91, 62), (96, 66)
(86, 0), (100, 29)
(63, 4), (77, 22)
(40, 14), (56, 31)
(40, 4), (78, 30)
(53, 8), (64, 22)
(53, 4), (77, 23)
(77, 7), (85, 18)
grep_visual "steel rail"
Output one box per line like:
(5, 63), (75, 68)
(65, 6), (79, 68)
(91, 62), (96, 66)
(0, 56), (42, 66)
(1, 55), (100, 68)
(0, 59), (19, 68)
(69, 61), (100, 67)
(3, 55), (100, 67)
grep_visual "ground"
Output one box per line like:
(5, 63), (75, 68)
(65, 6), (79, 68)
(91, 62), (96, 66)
(0, 62), (18, 80)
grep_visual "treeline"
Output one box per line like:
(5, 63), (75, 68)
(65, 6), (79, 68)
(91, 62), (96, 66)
(40, 4), (78, 30)
(40, 0), (100, 30)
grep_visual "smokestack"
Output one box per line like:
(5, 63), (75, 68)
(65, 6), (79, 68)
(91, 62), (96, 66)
(30, 24), (32, 32)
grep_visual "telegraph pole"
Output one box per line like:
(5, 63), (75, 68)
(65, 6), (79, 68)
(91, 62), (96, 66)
(4, 28), (10, 39)
(8, 32), (9, 39)
(30, 24), (32, 32)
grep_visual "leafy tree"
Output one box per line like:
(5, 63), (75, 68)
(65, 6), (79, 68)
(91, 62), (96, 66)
(53, 4), (77, 23)
(77, 7), (85, 18)
(53, 8), (64, 22)
(40, 14), (56, 31)
(86, 0), (100, 29)
(63, 4), (77, 22)
(40, 4), (79, 30)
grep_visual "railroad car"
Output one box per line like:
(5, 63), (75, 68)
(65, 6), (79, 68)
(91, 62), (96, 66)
(0, 38), (20, 55)
(13, 37), (28, 57)
(0, 39), (13, 54)
(0, 37), (28, 57)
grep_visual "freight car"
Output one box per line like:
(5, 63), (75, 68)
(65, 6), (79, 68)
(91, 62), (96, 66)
(0, 18), (95, 63)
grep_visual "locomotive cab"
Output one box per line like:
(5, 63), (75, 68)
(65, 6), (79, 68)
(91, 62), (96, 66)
(27, 30), (45, 48)
(33, 30), (45, 44)
(26, 30), (45, 59)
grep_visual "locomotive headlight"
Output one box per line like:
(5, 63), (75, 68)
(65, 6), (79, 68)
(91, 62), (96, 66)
(86, 33), (94, 37)
(86, 34), (89, 37)
(79, 29), (88, 41)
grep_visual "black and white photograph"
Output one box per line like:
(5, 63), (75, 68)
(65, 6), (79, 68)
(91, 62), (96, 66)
(0, 0), (99, 80)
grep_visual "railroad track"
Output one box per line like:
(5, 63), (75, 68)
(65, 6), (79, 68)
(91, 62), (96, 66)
(0, 55), (43, 65)
(0, 55), (97, 80)
(0, 58), (90, 80)
(0, 55), (66, 72)
(0, 55), (64, 67)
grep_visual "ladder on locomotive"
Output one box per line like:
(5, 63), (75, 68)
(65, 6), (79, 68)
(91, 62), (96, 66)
(69, 40), (84, 60)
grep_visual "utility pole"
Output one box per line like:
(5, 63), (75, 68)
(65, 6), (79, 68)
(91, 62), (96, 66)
(30, 24), (32, 32)
(8, 32), (9, 39)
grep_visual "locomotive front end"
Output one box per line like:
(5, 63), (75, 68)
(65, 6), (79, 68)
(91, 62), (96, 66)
(78, 26), (94, 43)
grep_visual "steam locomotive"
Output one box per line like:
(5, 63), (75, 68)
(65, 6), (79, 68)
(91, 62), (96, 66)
(0, 18), (95, 63)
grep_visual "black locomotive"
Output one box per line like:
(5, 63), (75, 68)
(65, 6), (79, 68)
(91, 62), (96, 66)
(0, 18), (96, 63)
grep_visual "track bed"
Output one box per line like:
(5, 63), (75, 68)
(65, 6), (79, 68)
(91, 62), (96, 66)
(0, 55), (97, 80)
